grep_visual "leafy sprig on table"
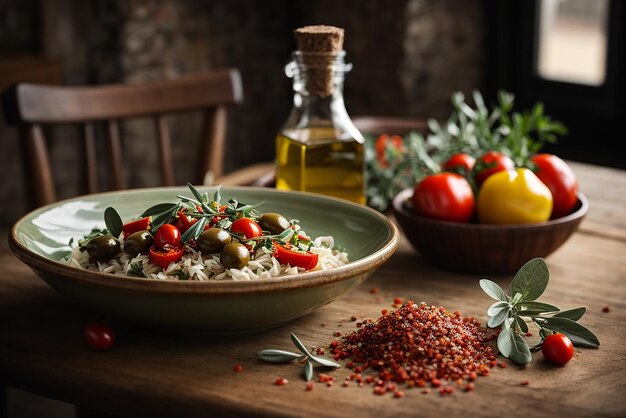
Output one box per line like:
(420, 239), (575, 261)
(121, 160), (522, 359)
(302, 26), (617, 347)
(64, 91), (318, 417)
(480, 258), (599, 365)
(258, 333), (340, 381)
(365, 90), (567, 211)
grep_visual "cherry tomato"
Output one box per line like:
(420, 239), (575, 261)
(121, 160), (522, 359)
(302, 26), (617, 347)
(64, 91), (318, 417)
(122, 216), (151, 238)
(412, 173), (475, 223)
(474, 151), (515, 187)
(231, 218), (262, 239)
(442, 153), (476, 174)
(375, 134), (405, 167)
(530, 154), (578, 218)
(541, 333), (574, 365)
(154, 224), (181, 248)
(149, 245), (184, 268)
(83, 322), (115, 351)
(274, 244), (319, 270)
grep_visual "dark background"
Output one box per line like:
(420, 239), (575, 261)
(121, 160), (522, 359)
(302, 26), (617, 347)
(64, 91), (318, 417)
(0, 0), (623, 226)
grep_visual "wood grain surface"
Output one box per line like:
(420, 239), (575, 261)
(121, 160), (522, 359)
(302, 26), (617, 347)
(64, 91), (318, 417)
(1, 162), (625, 418)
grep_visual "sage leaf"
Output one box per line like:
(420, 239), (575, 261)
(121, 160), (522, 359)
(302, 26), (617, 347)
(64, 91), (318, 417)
(304, 360), (313, 381)
(509, 332), (532, 365)
(479, 279), (509, 302)
(257, 349), (303, 363)
(516, 316), (529, 333)
(487, 301), (510, 317)
(151, 204), (179, 231)
(104, 207), (123, 238)
(497, 327), (513, 357)
(488, 307), (510, 328)
(141, 202), (178, 217)
(511, 258), (549, 302)
(541, 317), (600, 348)
(187, 183), (213, 213)
(308, 355), (340, 369)
(517, 301), (560, 313)
(511, 293), (523, 305)
(554, 307), (586, 321)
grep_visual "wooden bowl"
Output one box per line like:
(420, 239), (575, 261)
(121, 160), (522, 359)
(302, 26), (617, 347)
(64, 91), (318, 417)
(392, 188), (588, 274)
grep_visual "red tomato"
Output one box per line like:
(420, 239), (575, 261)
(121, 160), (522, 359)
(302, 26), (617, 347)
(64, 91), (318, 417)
(541, 333), (574, 365)
(375, 134), (405, 167)
(530, 154), (578, 218)
(122, 216), (151, 238)
(442, 153), (476, 173)
(149, 245), (184, 268)
(274, 244), (319, 270)
(154, 224), (181, 248)
(83, 322), (115, 351)
(231, 218), (262, 239)
(474, 151), (515, 186)
(412, 173), (475, 223)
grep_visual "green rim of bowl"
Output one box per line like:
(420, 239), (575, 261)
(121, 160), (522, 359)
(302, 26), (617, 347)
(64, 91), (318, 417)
(10, 186), (399, 295)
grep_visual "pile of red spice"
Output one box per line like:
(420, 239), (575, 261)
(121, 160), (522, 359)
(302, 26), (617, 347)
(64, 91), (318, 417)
(330, 301), (499, 395)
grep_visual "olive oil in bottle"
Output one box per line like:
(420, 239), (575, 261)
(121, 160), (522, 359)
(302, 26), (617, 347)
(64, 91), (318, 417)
(275, 25), (365, 204)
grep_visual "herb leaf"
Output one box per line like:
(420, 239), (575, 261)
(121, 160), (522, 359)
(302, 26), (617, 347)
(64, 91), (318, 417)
(487, 301), (510, 316)
(141, 202), (178, 217)
(180, 216), (208, 244)
(304, 360), (313, 381)
(511, 258), (549, 302)
(257, 349), (303, 363)
(509, 332), (532, 364)
(488, 307), (510, 328)
(104, 207), (123, 238)
(480, 279), (509, 302)
(539, 317), (600, 348)
(517, 301), (560, 313)
(554, 307), (586, 321)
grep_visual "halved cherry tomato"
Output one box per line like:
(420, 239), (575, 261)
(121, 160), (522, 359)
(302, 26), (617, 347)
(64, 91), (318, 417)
(154, 224), (181, 248)
(149, 245), (184, 268)
(443, 153), (476, 174)
(474, 151), (515, 187)
(412, 173), (475, 223)
(122, 216), (151, 238)
(274, 244), (319, 270)
(375, 134), (405, 167)
(530, 154), (578, 218)
(176, 210), (197, 233)
(83, 322), (115, 351)
(231, 218), (262, 239)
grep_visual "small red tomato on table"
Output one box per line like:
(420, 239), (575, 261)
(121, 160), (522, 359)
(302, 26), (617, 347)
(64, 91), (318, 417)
(530, 153), (578, 218)
(411, 173), (475, 223)
(541, 333), (574, 365)
(84, 322), (116, 351)
(474, 151), (515, 186)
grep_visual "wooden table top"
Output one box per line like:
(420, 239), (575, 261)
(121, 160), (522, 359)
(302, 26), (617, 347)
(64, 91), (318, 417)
(1, 161), (625, 418)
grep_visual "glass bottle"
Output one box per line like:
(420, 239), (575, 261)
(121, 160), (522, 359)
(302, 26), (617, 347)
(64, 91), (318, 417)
(275, 51), (366, 204)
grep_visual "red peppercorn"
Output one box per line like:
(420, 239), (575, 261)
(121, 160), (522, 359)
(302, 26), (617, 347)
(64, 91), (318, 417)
(394, 390), (405, 398)
(465, 383), (475, 392)
(305, 382), (314, 391)
(393, 297), (403, 305)
(233, 364), (243, 372)
(369, 287), (379, 294)
(521, 380), (530, 386)
(275, 378), (288, 386)
(316, 347), (325, 355)
(602, 305), (610, 313)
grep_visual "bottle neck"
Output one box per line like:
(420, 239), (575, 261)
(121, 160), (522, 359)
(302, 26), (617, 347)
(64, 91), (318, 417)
(282, 51), (363, 143)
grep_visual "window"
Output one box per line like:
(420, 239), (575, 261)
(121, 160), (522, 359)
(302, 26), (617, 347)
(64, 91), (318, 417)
(536, 0), (609, 86)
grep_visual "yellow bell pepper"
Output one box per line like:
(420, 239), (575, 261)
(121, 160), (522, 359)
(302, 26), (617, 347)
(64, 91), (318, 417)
(477, 168), (553, 224)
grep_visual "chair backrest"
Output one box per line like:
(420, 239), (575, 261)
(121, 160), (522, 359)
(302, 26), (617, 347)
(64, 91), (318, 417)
(353, 115), (428, 136)
(2, 68), (243, 208)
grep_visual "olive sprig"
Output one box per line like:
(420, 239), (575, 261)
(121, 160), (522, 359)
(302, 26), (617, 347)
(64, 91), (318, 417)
(480, 258), (600, 365)
(258, 333), (340, 381)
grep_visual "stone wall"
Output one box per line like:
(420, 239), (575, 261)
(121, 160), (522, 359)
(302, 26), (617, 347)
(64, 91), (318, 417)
(0, 0), (485, 224)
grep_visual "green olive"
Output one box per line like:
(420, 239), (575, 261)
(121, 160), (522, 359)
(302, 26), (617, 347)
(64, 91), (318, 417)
(124, 230), (153, 256)
(258, 213), (290, 235)
(86, 235), (121, 261)
(197, 228), (232, 254)
(220, 243), (250, 270)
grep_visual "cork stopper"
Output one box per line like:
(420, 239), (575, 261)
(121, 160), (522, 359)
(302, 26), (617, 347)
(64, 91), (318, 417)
(293, 25), (345, 97)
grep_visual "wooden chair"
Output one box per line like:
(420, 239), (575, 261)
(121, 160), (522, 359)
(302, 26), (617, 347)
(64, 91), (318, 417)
(2, 69), (243, 208)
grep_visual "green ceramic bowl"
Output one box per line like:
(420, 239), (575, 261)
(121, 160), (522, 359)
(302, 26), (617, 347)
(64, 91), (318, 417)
(10, 186), (398, 333)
